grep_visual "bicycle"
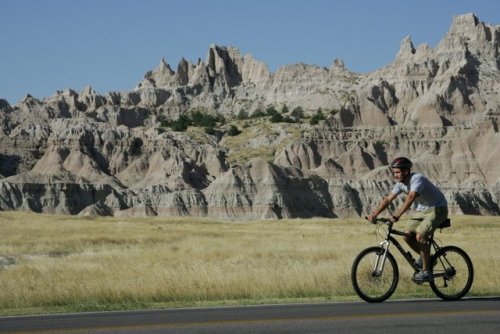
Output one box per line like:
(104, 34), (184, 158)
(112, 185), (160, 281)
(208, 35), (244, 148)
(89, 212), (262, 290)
(351, 217), (474, 303)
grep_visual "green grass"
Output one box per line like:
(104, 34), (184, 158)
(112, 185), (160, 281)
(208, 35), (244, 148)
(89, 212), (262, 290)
(0, 212), (498, 316)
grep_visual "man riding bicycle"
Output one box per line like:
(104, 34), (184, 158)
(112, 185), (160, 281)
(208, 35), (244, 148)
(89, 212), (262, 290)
(367, 157), (448, 283)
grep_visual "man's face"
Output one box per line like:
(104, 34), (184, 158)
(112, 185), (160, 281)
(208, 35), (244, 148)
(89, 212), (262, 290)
(391, 168), (409, 182)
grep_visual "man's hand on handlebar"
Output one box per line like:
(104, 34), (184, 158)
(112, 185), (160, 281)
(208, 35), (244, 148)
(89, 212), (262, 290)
(389, 215), (399, 224)
(366, 215), (384, 224)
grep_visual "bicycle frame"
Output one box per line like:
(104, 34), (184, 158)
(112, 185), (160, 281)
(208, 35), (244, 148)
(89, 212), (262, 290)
(374, 220), (443, 275)
(373, 224), (416, 275)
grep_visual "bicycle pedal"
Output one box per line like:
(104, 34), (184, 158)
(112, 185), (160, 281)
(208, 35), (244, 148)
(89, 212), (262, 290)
(412, 277), (433, 285)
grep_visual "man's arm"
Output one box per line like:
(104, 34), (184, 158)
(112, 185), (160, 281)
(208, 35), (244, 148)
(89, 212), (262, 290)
(368, 192), (397, 221)
(392, 191), (418, 221)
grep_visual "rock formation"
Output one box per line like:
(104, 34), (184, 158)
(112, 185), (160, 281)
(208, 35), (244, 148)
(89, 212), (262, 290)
(0, 13), (499, 219)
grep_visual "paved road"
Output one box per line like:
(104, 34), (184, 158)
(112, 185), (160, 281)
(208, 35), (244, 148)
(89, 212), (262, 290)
(1, 298), (499, 334)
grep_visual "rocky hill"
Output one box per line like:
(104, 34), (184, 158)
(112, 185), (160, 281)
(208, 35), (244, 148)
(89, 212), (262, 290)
(0, 13), (499, 219)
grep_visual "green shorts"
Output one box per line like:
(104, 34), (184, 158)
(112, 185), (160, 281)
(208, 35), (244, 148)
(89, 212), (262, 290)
(404, 207), (448, 240)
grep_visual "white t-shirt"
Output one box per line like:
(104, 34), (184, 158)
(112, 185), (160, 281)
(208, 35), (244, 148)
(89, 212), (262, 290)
(391, 173), (447, 211)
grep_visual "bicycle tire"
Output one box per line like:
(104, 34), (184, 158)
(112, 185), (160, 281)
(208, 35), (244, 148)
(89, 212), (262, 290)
(429, 245), (474, 301)
(351, 246), (399, 303)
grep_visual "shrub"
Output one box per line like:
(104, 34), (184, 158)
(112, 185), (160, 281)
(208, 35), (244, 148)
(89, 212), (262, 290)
(190, 110), (217, 127)
(157, 114), (167, 124)
(161, 110), (226, 132)
(251, 109), (266, 118)
(270, 113), (284, 123)
(227, 125), (241, 136)
(170, 115), (191, 131)
(204, 126), (216, 135)
(291, 106), (304, 119)
(237, 109), (249, 120)
(266, 106), (278, 116)
(310, 108), (326, 125)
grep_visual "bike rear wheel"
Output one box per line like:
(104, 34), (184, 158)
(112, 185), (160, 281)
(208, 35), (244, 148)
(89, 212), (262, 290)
(430, 245), (474, 300)
(351, 246), (399, 303)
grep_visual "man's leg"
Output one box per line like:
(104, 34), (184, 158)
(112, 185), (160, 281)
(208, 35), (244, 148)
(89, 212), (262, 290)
(415, 207), (446, 273)
(404, 232), (421, 254)
(416, 233), (431, 271)
(403, 218), (422, 255)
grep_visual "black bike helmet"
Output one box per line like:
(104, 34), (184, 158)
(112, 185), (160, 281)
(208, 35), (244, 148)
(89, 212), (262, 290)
(390, 157), (413, 169)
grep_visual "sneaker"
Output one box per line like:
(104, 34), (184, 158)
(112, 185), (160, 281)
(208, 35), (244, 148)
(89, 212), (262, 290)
(412, 270), (434, 284)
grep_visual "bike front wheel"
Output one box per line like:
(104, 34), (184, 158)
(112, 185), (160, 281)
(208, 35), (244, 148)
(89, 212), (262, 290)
(430, 245), (474, 300)
(351, 246), (399, 303)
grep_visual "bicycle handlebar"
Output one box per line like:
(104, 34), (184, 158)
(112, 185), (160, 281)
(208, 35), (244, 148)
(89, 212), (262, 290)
(365, 217), (414, 238)
(364, 217), (393, 226)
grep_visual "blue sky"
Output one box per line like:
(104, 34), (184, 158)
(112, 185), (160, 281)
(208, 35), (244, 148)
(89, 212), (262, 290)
(1, 0), (498, 105)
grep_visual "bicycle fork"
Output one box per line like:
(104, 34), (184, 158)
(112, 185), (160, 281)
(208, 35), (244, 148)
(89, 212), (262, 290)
(373, 240), (390, 277)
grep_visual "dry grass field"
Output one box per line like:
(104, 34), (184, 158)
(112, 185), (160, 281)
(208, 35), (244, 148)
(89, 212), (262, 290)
(0, 212), (498, 315)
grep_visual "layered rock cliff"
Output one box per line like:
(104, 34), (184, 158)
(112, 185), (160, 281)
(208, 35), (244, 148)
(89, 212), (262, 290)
(0, 13), (499, 219)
